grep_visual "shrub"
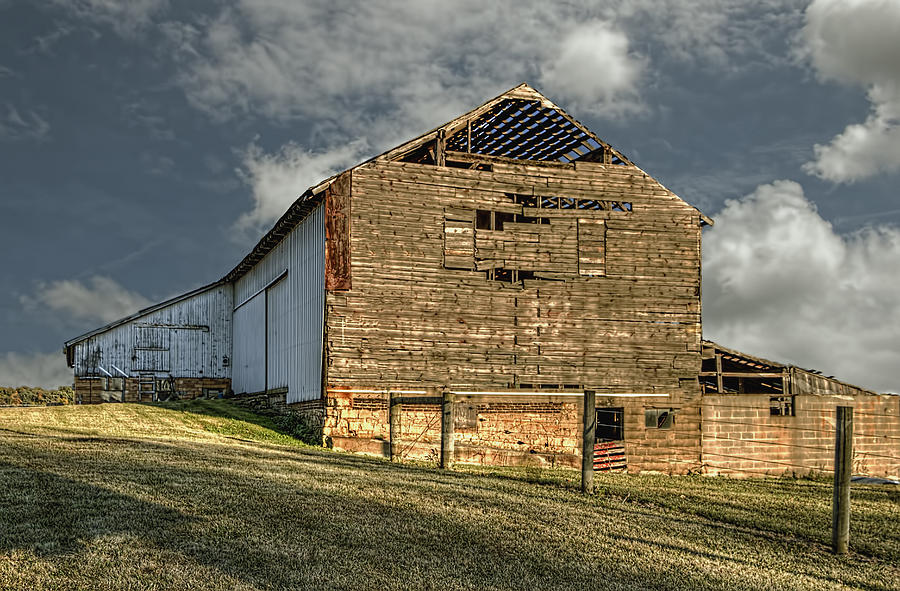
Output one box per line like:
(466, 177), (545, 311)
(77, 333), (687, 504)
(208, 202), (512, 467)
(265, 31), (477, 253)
(273, 412), (321, 446)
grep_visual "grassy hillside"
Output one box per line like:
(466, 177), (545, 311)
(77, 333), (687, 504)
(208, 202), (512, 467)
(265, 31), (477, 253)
(1, 401), (898, 591)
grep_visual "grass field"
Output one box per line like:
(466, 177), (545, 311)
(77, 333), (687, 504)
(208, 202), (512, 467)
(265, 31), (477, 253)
(1, 400), (898, 591)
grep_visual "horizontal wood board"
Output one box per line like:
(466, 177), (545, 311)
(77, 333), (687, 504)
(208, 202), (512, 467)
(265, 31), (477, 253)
(325, 159), (703, 397)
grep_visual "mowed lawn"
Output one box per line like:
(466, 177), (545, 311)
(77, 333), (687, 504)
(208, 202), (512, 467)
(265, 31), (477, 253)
(1, 401), (898, 591)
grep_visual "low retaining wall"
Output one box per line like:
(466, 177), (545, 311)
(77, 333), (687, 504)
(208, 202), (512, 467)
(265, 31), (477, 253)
(75, 376), (231, 404)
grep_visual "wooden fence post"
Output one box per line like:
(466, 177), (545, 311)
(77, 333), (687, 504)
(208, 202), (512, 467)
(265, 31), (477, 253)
(440, 389), (454, 469)
(832, 405), (853, 554)
(389, 392), (401, 462)
(582, 390), (596, 494)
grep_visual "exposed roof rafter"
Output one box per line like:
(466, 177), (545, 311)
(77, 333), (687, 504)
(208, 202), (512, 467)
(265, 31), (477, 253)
(378, 83), (632, 166)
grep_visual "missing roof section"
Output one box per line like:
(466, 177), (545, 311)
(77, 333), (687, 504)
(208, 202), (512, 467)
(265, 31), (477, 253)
(441, 98), (626, 164)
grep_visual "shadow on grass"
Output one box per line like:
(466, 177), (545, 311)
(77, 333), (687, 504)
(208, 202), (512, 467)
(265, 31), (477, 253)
(1, 433), (896, 591)
(0, 461), (193, 557)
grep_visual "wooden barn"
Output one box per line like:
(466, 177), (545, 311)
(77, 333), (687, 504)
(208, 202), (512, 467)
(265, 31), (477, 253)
(64, 83), (899, 477)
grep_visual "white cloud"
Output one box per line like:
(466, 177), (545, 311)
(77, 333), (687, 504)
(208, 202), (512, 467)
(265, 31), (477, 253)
(0, 103), (50, 142)
(0, 351), (72, 388)
(164, 1), (644, 130)
(158, 2), (649, 235)
(800, 0), (900, 182)
(20, 276), (152, 325)
(235, 140), (368, 237)
(539, 21), (644, 116)
(703, 180), (900, 393)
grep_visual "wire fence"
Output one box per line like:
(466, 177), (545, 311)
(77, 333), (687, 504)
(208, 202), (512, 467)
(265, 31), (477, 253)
(591, 415), (900, 478)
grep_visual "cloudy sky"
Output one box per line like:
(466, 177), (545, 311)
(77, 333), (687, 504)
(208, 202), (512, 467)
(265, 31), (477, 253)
(1, 0), (898, 392)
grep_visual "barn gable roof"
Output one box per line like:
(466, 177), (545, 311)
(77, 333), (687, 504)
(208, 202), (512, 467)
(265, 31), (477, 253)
(378, 83), (633, 165)
(66, 83), (711, 355)
(223, 83), (710, 284)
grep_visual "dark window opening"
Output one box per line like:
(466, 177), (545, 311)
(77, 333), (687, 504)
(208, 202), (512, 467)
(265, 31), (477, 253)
(476, 209), (492, 230)
(490, 267), (514, 283)
(494, 211), (515, 231)
(770, 396), (795, 416)
(515, 194), (538, 208)
(519, 270), (536, 281)
(514, 212), (550, 224)
(645, 408), (675, 429)
(596, 407), (624, 441)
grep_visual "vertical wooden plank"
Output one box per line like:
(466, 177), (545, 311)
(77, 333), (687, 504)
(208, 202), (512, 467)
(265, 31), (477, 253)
(325, 171), (352, 291)
(582, 390), (596, 494)
(832, 406), (853, 554)
(440, 388), (454, 469)
(389, 392), (401, 462)
(715, 353), (723, 393)
(436, 129), (446, 166)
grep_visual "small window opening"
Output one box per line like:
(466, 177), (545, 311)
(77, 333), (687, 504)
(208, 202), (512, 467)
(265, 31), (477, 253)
(596, 407), (625, 441)
(770, 396), (795, 416)
(509, 193), (537, 208)
(495, 211), (515, 231)
(476, 210), (492, 230)
(490, 267), (514, 283)
(645, 408), (675, 429)
(515, 213), (549, 224)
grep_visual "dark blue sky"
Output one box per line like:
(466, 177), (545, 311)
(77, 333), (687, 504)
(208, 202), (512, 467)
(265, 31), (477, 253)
(1, 0), (897, 391)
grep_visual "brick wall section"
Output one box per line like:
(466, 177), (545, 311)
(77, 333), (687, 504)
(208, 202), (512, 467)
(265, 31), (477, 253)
(621, 397), (702, 474)
(323, 390), (704, 471)
(702, 393), (900, 479)
(453, 396), (581, 467)
(75, 377), (231, 404)
(323, 392), (391, 455)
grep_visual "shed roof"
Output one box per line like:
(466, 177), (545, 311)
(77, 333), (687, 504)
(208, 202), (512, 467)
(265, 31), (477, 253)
(701, 340), (882, 396)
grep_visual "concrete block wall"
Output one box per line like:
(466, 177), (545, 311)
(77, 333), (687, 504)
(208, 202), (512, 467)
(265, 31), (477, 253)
(702, 393), (900, 479)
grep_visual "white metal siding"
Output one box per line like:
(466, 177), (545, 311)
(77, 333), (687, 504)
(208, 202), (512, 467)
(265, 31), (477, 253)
(232, 293), (265, 394)
(232, 203), (325, 402)
(267, 277), (289, 390)
(72, 283), (233, 378)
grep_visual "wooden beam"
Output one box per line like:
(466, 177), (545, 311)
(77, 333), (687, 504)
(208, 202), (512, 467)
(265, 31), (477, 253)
(716, 353), (723, 393)
(699, 371), (786, 378)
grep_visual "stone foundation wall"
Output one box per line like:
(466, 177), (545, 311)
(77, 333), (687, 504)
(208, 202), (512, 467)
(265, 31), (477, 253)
(321, 390), (704, 471)
(702, 393), (900, 479)
(75, 376), (231, 404)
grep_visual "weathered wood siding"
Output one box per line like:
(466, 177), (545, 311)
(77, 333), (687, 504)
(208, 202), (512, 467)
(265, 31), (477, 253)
(72, 283), (232, 379)
(324, 159), (703, 395)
